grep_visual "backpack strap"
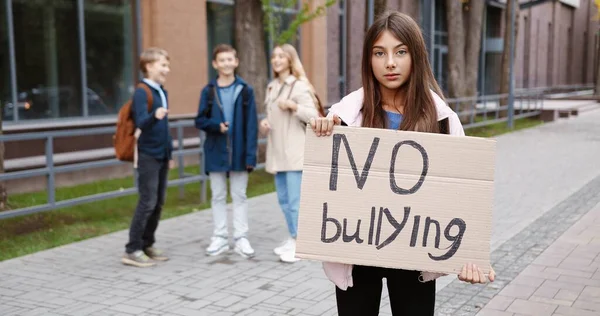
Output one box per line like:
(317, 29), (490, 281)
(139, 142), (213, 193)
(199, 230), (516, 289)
(200, 85), (215, 118)
(132, 83), (154, 169)
(286, 80), (297, 100)
(241, 85), (250, 143)
(137, 83), (154, 113)
(314, 93), (326, 117)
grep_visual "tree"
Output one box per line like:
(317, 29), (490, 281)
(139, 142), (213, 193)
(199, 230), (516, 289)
(235, 0), (336, 111)
(499, 0), (520, 111)
(365, 0), (387, 31)
(445, 0), (485, 118)
(594, 0), (600, 96)
(234, 0), (269, 110)
(263, 0), (336, 46)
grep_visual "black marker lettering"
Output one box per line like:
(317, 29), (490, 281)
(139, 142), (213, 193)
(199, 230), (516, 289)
(375, 206), (384, 246)
(321, 202), (341, 243)
(422, 217), (441, 248)
(342, 219), (364, 243)
(376, 207), (411, 250)
(368, 207), (376, 245)
(428, 218), (466, 261)
(389, 140), (429, 195)
(329, 134), (380, 191)
(410, 215), (421, 247)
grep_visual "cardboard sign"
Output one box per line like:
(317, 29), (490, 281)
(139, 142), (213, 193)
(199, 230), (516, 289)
(296, 126), (496, 275)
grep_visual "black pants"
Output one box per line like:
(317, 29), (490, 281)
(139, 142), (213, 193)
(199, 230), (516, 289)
(336, 266), (436, 316)
(125, 153), (169, 254)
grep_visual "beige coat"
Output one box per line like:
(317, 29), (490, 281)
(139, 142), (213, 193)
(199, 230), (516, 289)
(264, 75), (318, 174)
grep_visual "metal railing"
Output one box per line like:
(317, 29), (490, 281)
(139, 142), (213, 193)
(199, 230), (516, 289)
(448, 90), (545, 129)
(446, 84), (594, 129)
(0, 120), (209, 220)
(0, 84), (594, 220)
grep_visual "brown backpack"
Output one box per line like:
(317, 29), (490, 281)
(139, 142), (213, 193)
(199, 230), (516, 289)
(113, 83), (153, 162)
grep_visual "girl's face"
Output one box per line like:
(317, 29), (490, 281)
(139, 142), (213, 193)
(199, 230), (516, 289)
(271, 47), (291, 76)
(371, 30), (412, 92)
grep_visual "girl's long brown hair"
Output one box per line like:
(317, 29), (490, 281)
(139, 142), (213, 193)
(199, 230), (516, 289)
(272, 44), (325, 117)
(361, 11), (444, 133)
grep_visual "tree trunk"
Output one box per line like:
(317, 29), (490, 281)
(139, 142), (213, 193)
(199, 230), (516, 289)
(445, 0), (467, 119)
(375, 0), (387, 17)
(365, 0), (387, 31)
(596, 40), (600, 96)
(500, 0), (520, 116)
(446, 0), (485, 121)
(234, 0), (268, 113)
(464, 0), (485, 98)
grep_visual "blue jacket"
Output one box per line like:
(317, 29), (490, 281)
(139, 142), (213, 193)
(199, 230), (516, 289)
(132, 82), (173, 160)
(195, 76), (258, 173)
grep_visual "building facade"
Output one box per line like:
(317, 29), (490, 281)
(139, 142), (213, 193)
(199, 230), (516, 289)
(2, 0), (596, 128)
(1, 0), (597, 190)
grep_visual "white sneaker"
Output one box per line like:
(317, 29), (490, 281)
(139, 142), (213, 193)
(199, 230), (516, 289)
(206, 237), (230, 256)
(273, 238), (296, 256)
(234, 237), (255, 258)
(280, 248), (301, 263)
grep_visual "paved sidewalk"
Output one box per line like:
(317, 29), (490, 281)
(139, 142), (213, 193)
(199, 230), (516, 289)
(477, 202), (600, 316)
(1, 109), (600, 316)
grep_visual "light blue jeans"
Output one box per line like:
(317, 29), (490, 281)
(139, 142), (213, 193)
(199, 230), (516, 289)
(274, 171), (303, 238)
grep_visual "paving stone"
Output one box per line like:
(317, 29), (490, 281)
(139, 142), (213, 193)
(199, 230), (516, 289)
(506, 299), (558, 315)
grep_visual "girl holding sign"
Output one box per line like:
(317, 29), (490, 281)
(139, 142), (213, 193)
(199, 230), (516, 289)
(310, 11), (495, 316)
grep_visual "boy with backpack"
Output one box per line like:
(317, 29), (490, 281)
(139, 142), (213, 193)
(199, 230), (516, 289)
(195, 44), (258, 258)
(118, 47), (173, 267)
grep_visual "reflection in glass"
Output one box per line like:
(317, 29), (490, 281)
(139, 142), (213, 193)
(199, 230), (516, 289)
(1, 1), (12, 120)
(12, 0), (82, 120)
(207, 2), (234, 80)
(265, 11), (298, 77)
(85, 0), (133, 116)
(206, 2), (299, 80)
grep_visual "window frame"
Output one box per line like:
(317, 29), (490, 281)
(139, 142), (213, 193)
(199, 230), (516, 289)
(3, 0), (137, 126)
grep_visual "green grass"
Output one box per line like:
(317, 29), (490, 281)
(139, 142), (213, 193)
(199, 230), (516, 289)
(0, 117), (543, 262)
(466, 117), (544, 138)
(0, 166), (275, 261)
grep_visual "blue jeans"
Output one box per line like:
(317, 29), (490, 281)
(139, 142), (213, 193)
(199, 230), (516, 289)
(275, 171), (303, 238)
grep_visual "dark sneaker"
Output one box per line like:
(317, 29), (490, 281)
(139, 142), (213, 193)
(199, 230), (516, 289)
(144, 247), (169, 261)
(121, 250), (156, 267)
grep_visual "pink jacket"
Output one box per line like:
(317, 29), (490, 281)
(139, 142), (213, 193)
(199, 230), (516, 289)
(322, 87), (465, 291)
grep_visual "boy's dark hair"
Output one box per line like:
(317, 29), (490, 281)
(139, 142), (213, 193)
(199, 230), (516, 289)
(213, 44), (237, 61)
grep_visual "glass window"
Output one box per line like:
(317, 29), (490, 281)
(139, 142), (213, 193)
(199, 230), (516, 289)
(12, 0), (82, 120)
(433, 0), (448, 94)
(206, 1), (234, 80)
(273, 11), (299, 46)
(486, 6), (502, 38)
(265, 9), (298, 78)
(84, 0), (134, 116)
(434, 0), (447, 31)
(205, 1), (299, 80)
(338, 0), (345, 99)
(1, 1), (11, 121)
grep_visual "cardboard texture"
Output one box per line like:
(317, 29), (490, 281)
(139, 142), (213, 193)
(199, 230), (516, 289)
(296, 126), (496, 275)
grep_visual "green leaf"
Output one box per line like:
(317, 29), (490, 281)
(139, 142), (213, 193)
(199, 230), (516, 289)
(262, 0), (337, 46)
